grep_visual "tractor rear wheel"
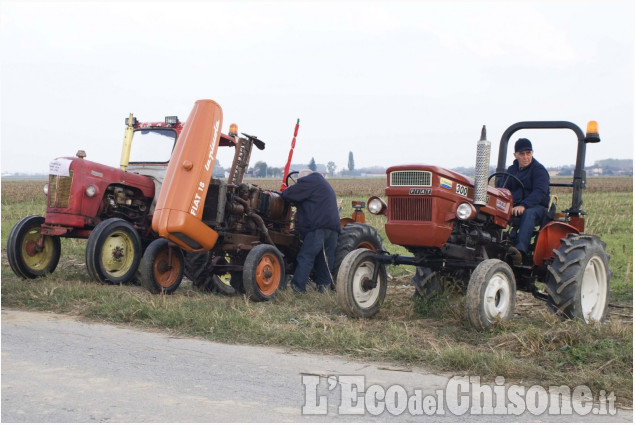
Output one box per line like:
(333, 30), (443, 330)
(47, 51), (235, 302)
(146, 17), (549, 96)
(465, 259), (516, 330)
(184, 252), (236, 295)
(140, 239), (184, 294)
(85, 218), (142, 284)
(545, 234), (610, 323)
(412, 266), (442, 299)
(243, 244), (285, 301)
(336, 248), (387, 318)
(7, 215), (61, 279)
(334, 223), (383, 278)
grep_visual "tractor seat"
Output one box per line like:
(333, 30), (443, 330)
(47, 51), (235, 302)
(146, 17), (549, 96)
(507, 195), (558, 241)
(540, 195), (558, 227)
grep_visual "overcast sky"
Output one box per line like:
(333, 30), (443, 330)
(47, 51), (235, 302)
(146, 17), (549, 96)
(1, 1), (633, 175)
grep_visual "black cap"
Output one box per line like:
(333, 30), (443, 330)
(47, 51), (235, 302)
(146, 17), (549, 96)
(514, 138), (532, 153)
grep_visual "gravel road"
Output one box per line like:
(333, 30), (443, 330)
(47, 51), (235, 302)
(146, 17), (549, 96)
(1, 309), (631, 422)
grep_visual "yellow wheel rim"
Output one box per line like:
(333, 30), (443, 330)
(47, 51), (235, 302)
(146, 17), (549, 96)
(21, 226), (55, 271)
(100, 231), (135, 277)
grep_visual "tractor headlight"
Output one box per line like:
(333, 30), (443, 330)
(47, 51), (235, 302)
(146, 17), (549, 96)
(43, 183), (49, 196)
(367, 196), (387, 215)
(456, 202), (476, 220)
(86, 185), (96, 197)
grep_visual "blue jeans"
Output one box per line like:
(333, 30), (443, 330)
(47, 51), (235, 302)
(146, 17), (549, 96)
(291, 228), (339, 290)
(515, 206), (546, 253)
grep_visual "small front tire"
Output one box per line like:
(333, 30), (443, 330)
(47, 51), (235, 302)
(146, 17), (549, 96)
(140, 239), (184, 294)
(334, 223), (383, 278)
(336, 248), (387, 318)
(7, 215), (61, 279)
(465, 259), (516, 330)
(243, 244), (285, 302)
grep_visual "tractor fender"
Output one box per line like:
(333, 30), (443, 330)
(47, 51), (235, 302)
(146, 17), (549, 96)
(533, 221), (580, 266)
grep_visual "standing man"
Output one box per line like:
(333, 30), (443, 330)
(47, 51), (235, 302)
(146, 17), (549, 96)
(282, 169), (341, 292)
(505, 138), (551, 264)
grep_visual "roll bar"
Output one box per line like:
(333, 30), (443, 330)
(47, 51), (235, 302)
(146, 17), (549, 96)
(495, 121), (599, 217)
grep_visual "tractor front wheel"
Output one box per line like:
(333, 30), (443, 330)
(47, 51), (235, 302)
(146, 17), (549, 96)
(336, 248), (387, 318)
(85, 218), (142, 284)
(243, 244), (285, 301)
(545, 234), (610, 323)
(465, 259), (516, 330)
(140, 239), (184, 294)
(7, 215), (61, 279)
(334, 223), (383, 278)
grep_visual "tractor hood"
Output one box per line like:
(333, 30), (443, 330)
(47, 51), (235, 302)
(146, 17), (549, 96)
(50, 156), (156, 199)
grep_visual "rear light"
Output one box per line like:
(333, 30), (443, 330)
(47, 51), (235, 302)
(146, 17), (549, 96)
(367, 196), (387, 215)
(165, 116), (179, 125)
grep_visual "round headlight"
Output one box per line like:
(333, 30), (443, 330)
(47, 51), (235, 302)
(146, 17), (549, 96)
(456, 202), (475, 220)
(86, 185), (96, 197)
(43, 183), (49, 196)
(367, 197), (386, 215)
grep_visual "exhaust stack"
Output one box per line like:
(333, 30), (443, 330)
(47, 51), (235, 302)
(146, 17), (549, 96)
(473, 125), (490, 207)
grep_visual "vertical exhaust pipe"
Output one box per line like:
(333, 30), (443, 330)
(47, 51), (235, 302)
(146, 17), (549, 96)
(473, 125), (490, 207)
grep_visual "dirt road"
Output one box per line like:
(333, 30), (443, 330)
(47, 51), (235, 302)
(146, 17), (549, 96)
(1, 309), (630, 422)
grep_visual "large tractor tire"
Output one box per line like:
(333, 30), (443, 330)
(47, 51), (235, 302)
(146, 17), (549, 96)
(85, 218), (142, 284)
(412, 266), (443, 299)
(140, 239), (184, 294)
(545, 234), (610, 323)
(334, 223), (383, 278)
(7, 215), (61, 279)
(336, 248), (387, 318)
(465, 259), (516, 331)
(243, 244), (285, 302)
(184, 252), (236, 295)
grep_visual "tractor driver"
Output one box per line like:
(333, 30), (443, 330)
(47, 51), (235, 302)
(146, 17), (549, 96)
(282, 169), (341, 293)
(505, 138), (551, 264)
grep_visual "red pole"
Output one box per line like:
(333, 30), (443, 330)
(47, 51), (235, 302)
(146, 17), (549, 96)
(280, 118), (300, 191)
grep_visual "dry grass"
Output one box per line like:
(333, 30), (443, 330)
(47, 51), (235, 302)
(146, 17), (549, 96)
(1, 177), (633, 407)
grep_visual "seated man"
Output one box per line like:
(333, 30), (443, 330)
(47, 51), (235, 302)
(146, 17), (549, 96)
(505, 138), (551, 263)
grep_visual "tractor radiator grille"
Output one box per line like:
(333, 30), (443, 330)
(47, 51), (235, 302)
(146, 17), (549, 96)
(48, 171), (74, 208)
(389, 197), (432, 221)
(390, 170), (432, 186)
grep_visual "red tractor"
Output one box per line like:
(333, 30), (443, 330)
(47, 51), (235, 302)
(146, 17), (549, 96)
(7, 113), (186, 284)
(138, 99), (382, 299)
(336, 121), (610, 330)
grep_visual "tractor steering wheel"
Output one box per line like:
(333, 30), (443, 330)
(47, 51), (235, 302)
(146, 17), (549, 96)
(488, 172), (526, 203)
(285, 171), (299, 188)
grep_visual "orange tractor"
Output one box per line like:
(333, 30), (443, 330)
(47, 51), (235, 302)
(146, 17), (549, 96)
(336, 121), (610, 330)
(140, 99), (382, 299)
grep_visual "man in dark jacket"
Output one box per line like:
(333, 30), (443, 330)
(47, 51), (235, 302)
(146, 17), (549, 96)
(505, 138), (550, 263)
(282, 169), (341, 292)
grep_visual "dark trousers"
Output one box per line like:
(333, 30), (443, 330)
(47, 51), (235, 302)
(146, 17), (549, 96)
(515, 206), (546, 253)
(291, 228), (339, 290)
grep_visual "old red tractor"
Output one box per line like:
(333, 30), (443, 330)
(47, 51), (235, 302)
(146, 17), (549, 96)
(138, 99), (382, 299)
(336, 121), (610, 330)
(7, 113), (185, 284)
